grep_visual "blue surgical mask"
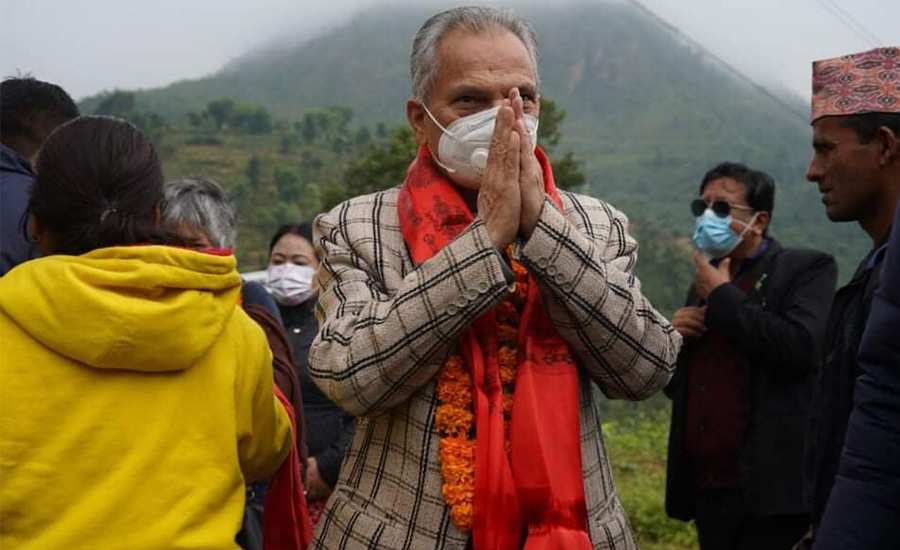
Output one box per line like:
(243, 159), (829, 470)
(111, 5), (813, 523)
(692, 209), (758, 259)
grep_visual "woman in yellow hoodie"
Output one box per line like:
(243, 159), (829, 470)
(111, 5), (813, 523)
(0, 116), (293, 550)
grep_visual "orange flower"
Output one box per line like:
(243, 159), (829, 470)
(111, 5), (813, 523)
(449, 503), (474, 530)
(502, 393), (515, 414)
(511, 258), (529, 280)
(437, 271), (524, 532)
(436, 404), (474, 437)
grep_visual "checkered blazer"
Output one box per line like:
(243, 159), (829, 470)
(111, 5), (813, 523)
(308, 188), (682, 550)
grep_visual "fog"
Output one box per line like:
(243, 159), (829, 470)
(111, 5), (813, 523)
(1, 0), (896, 102)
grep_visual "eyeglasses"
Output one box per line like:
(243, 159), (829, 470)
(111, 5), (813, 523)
(691, 199), (754, 218)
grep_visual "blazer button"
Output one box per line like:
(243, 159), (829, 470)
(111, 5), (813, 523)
(554, 273), (566, 285)
(546, 264), (559, 277)
(465, 288), (479, 300)
(561, 282), (574, 293)
(477, 281), (490, 293)
(446, 304), (458, 316)
(455, 296), (468, 308)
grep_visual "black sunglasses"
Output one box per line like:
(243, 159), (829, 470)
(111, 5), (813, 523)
(691, 199), (753, 218)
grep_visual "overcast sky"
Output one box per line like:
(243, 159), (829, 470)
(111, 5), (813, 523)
(1, 0), (897, 102)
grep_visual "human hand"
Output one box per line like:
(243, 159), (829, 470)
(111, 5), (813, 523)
(672, 306), (707, 339)
(509, 88), (544, 239)
(694, 252), (731, 299)
(478, 101), (521, 250)
(305, 457), (332, 501)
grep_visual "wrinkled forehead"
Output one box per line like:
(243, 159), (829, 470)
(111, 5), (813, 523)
(434, 27), (537, 84)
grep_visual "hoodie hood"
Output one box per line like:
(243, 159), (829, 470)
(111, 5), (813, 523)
(0, 245), (242, 372)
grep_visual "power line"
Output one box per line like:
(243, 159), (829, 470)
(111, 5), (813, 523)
(625, 0), (809, 125)
(816, 0), (882, 48)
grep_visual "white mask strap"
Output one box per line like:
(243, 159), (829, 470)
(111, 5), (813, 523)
(736, 212), (760, 238)
(422, 104), (454, 137)
(421, 104), (457, 173)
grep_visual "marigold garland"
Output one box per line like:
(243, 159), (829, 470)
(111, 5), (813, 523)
(435, 252), (530, 531)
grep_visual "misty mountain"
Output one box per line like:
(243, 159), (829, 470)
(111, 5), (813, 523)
(79, 0), (868, 282)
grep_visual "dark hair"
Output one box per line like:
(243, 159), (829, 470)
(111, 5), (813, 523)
(269, 223), (315, 258)
(0, 77), (79, 144)
(29, 115), (182, 255)
(838, 112), (900, 144)
(699, 161), (776, 215)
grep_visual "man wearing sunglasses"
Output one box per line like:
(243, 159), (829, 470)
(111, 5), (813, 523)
(665, 161), (837, 550)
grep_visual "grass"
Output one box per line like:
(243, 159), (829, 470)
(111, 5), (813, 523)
(601, 401), (698, 550)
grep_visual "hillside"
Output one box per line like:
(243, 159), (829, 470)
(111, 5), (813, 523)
(79, 0), (869, 307)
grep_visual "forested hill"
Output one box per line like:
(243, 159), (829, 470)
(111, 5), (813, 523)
(79, 1), (868, 310)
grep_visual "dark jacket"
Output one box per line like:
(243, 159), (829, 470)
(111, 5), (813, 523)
(1, 144), (36, 276)
(666, 240), (837, 520)
(280, 298), (355, 489)
(813, 214), (897, 550)
(804, 233), (888, 527)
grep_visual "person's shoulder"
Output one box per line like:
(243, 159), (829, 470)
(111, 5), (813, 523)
(316, 187), (401, 226)
(774, 243), (836, 267)
(769, 243), (837, 282)
(314, 187), (403, 250)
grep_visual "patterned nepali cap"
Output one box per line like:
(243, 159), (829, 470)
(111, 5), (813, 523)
(811, 46), (900, 122)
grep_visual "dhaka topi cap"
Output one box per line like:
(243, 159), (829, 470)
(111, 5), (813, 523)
(811, 46), (900, 123)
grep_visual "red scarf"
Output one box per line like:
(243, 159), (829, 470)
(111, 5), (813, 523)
(398, 146), (592, 550)
(263, 386), (312, 550)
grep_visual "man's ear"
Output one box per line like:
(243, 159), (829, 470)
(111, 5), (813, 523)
(406, 98), (428, 146)
(754, 211), (770, 236)
(876, 125), (900, 167)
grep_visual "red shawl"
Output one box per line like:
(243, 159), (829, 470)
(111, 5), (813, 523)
(398, 146), (592, 550)
(263, 386), (312, 550)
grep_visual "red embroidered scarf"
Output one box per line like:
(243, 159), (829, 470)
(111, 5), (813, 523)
(398, 146), (592, 550)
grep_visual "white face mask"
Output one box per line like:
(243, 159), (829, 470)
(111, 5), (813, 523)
(423, 105), (539, 186)
(266, 263), (316, 307)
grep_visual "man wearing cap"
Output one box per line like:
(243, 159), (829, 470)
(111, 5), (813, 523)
(306, 6), (681, 550)
(799, 46), (900, 549)
(664, 161), (836, 550)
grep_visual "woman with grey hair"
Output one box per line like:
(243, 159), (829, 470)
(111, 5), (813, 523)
(160, 177), (282, 324)
(162, 177), (237, 250)
(160, 177), (309, 550)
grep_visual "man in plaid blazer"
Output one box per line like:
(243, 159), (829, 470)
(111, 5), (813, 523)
(307, 6), (681, 550)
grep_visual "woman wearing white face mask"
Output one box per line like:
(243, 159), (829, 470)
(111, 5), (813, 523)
(267, 223), (356, 527)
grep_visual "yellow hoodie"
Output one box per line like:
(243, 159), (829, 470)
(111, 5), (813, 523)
(0, 245), (292, 550)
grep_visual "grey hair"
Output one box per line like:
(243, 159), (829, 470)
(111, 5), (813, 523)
(410, 6), (540, 101)
(161, 178), (237, 249)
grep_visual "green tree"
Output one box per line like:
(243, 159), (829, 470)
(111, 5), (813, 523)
(323, 126), (418, 210)
(94, 90), (136, 117)
(244, 106), (273, 134)
(537, 97), (565, 153)
(274, 166), (302, 202)
(245, 155), (261, 189)
(299, 114), (317, 143)
(355, 126), (372, 148)
(207, 97), (236, 129)
(300, 182), (323, 220)
(538, 97), (586, 191)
